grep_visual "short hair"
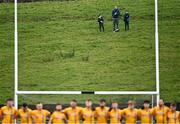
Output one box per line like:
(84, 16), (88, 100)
(22, 103), (28, 108)
(56, 103), (62, 106)
(144, 100), (150, 104)
(128, 100), (135, 105)
(71, 99), (77, 103)
(170, 103), (177, 107)
(100, 99), (106, 103)
(86, 99), (92, 102)
(6, 98), (13, 102)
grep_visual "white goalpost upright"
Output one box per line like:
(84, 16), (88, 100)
(14, 0), (160, 108)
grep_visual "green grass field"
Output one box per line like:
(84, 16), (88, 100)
(0, 0), (179, 104)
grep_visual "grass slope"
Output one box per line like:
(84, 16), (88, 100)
(0, 0), (179, 104)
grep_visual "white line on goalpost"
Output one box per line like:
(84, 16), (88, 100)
(14, 0), (160, 108)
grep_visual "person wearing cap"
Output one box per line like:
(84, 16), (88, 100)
(152, 99), (170, 124)
(49, 103), (66, 124)
(108, 102), (122, 124)
(112, 6), (120, 32)
(94, 99), (109, 124)
(124, 11), (130, 31)
(98, 14), (105, 32)
(167, 103), (180, 124)
(137, 100), (153, 124)
(31, 102), (51, 124)
(18, 103), (33, 124)
(122, 100), (138, 124)
(0, 98), (18, 124)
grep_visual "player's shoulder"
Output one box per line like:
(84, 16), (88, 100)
(43, 109), (50, 113)
(27, 108), (32, 112)
(165, 106), (170, 109)
(18, 108), (23, 112)
(63, 107), (71, 112)
(122, 108), (128, 111)
(32, 109), (38, 113)
(1, 106), (7, 110)
(77, 106), (83, 110)
(152, 106), (158, 110)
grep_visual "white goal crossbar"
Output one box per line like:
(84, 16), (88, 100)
(14, 0), (160, 108)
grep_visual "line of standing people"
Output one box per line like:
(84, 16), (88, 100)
(0, 98), (180, 124)
(98, 6), (130, 32)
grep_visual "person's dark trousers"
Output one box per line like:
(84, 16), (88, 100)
(113, 18), (119, 31)
(99, 23), (104, 32)
(125, 21), (129, 31)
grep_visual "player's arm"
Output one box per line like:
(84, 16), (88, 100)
(48, 114), (53, 124)
(14, 108), (19, 119)
(31, 111), (36, 123)
(151, 107), (156, 117)
(0, 108), (2, 119)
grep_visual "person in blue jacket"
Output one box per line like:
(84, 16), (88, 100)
(124, 11), (130, 31)
(112, 6), (120, 32)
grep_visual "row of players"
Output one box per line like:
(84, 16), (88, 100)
(0, 98), (179, 124)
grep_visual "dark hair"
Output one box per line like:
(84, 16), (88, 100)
(100, 99), (106, 103)
(56, 103), (62, 106)
(6, 98), (13, 102)
(22, 103), (28, 108)
(86, 99), (92, 102)
(71, 99), (77, 103)
(170, 103), (177, 107)
(144, 100), (150, 104)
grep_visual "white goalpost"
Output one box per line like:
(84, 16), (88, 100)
(14, 0), (160, 108)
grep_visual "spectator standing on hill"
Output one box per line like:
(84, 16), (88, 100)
(98, 14), (105, 32)
(124, 11), (130, 31)
(112, 6), (120, 32)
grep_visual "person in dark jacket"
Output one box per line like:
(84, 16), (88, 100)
(112, 6), (120, 32)
(124, 11), (130, 31)
(98, 14), (104, 32)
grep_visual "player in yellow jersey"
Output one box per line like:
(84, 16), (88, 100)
(18, 103), (33, 124)
(152, 99), (170, 124)
(138, 100), (153, 124)
(81, 99), (94, 124)
(63, 99), (83, 124)
(167, 103), (180, 124)
(108, 102), (122, 124)
(0, 107), (1, 119)
(94, 99), (109, 124)
(49, 103), (66, 124)
(122, 100), (138, 124)
(31, 102), (51, 124)
(0, 98), (18, 124)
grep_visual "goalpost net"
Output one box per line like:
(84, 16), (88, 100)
(14, 0), (160, 108)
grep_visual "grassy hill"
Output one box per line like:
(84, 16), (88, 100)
(0, 0), (179, 104)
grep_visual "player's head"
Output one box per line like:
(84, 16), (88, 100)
(70, 99), (77, 108)
(115, 6), (118, 9)
(36, 102), (43, 110)
(158, 99), (164, 107)
(170, 103), (177, 111)
(56, 103), (62, 111)
(6, 98), (14, 107)
(111, 102), (118, 109)
(128, 100), (135, 109)
(22, 103), (28, 110)
(99, 99), (106, 107)
(85, 99), (92, 108)
(143, 100), (150, 109)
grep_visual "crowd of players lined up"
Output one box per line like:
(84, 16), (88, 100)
(0, 98), (179, 124)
